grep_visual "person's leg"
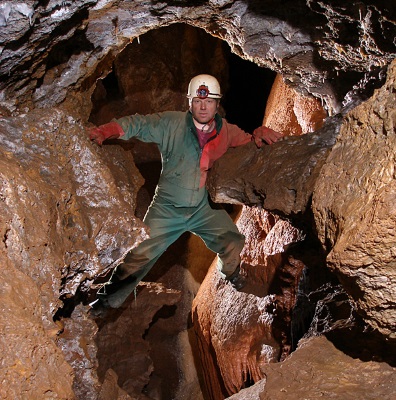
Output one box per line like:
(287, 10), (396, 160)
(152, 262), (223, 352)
(187, 198), (245, 280)
(95, 201), (185, 308)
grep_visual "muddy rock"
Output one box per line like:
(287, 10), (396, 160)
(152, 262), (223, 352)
(226, 335), (396, 400)
(312, 59), (396, 337)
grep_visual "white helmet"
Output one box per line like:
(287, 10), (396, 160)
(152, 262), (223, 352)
(187, 74), (222, 99)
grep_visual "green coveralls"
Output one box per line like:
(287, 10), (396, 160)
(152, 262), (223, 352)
(98, 111), (246, 308)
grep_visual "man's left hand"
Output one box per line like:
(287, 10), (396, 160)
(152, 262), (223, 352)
(252, 126), (283, 147)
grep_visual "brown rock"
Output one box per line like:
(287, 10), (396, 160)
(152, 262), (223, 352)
(0, 1), (394, 398)
(56, 305), (102, 399)
(1, 2), (394, 114)
(0, 257), (74, 399)
(192, 262), (281, 399)
(0, 107), (147, 397)
(94, 282), (182, 397)
(98, 369), (133, 400)
(227, 336), (396, 400)
(312, 59), (396, 337)
(264, 73), (327, 135)
(207, 118), (340, 214)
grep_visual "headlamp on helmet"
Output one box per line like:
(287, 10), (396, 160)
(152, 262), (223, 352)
(196, 85), (210, 99)
(187, 74), (222, 100)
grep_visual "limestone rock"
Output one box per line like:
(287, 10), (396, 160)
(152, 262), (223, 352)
(207, 116), (341, 214)
(312, 59), (396, 337)
(0, 107), (147, 302)
(192, 263), (280, 399)
(226, 335), (396, 400)
(0, 1), (394, 113)
(192, 207), (306, 398)
(94, 282), (182, 397)
(98, 369), (133, 400)
(0, 107), (147, 397)
(57, 305), (102, 399)
(0, 1), (395, 399)
(0, 257), (74, 399)
(264, 73), (327, 135)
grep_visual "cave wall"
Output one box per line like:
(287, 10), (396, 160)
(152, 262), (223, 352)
(0, 107), (148, 398)
(263, 73), (328, 135)
(192, 207), (307, 398)
(312, 59), (396, 337)
(0, 1), (395, 399)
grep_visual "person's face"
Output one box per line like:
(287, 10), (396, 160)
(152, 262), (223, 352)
(190, 97), (219, 124)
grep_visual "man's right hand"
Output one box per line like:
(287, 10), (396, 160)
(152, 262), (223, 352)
(88, 121), (124, 145)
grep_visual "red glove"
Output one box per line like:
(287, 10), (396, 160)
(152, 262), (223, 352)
(252, 126), (283, 147)
(88, 121), (124, 145)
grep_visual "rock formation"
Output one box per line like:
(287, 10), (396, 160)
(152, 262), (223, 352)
(0, 1), (395, 399)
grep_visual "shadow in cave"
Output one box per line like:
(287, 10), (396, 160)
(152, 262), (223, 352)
(222, 51), (276, 133)
(278, 210), (396, 367)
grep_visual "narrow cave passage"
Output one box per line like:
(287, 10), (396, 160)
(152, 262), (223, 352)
(89, 23), (276, 130)
(89, 23), (281, 400)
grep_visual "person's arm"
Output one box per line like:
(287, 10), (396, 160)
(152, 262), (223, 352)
(88, 113), (169, 146)
(252, 125), (283, 147)
(89, 112), (183, 147)
(226, 120), (282, 148)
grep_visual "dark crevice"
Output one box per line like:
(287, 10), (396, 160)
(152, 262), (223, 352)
(143, 304), (178, 340)
(222, 49), (276, 133)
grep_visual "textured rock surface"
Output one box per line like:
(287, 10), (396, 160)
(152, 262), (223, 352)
(0, 107), (147, 397)
(57, 305), (102, 399)
(192, 263), (280, 399)
(226, 336), (396, 400)
(0, 107), (147, 304)
(207, 117), (341, 214)
(207, 60), (396, 340)
(94, 282), (182, 398)
(0, 1), (395, 399)
(312, 59), (396, 337)
(263, 73), (327, 135)
(0, 1), (394, 115)
(192, 206), (306, 399)
(0, 256), (75, 399)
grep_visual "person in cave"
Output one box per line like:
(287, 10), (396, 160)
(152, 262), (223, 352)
(88, 74), (282, 312)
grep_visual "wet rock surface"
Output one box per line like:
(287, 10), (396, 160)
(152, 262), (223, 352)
(227, 335), (396, 400)
(0, 107), (147, 304)
(0, 106), (147, 398)
(207, 116), (341, 214)
(192, 206), (308, 399)
(0, 256), (75, 399)
(263, 73), (328, 135)
(0, 1), (394, 114)
(0, 1), (395, 399)
(313, 60), (396, 337)
(208, 60), (396, 341)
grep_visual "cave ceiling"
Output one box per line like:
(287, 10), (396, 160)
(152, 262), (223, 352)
(0, 0), (395, 117)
